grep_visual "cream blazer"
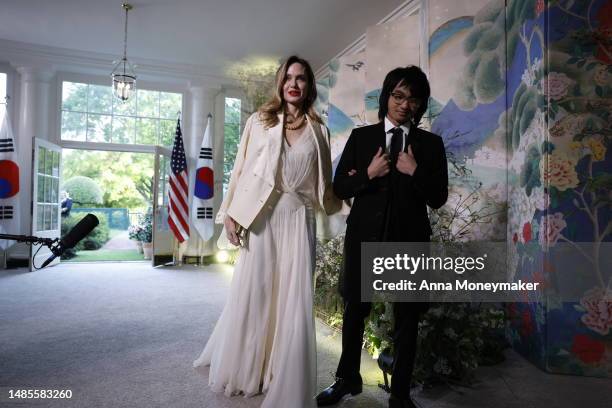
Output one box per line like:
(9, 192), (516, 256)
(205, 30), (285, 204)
(216, 112), (341, 230)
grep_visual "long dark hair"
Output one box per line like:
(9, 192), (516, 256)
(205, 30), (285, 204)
(259, 55), (322, 129)
(378, 65), (430, 125)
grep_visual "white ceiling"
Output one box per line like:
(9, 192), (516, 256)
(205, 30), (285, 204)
(0, 0), (406, 79)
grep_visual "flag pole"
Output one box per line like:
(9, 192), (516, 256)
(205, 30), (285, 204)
(164, 110), (188, 267)
(1, 95), (10, 269)
(175, 109), (182, 266)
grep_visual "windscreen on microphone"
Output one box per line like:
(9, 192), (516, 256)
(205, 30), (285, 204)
(60, 214), (99, 249)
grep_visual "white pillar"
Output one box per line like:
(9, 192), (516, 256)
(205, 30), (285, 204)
(183, 85), (220, 258)
(14, 64), (55, 237)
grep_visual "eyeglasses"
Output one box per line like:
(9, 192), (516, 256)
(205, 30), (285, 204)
(390, 92), (421, 106)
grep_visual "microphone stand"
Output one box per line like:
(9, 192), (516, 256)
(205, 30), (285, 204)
(0, 234), (61, 269)
(0, 234), (59, 246)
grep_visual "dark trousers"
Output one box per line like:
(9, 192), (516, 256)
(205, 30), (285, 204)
(335, 301), (421, 399)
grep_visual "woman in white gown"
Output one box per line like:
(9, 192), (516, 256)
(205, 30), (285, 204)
(193, 56), (340, 408)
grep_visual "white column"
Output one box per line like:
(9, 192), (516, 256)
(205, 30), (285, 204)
(186, 86), (215, 158)
(14, 64), (55, 237)
(183, 85), (220, 258)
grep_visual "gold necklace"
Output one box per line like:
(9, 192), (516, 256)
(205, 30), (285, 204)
(284, 114), (306, 130)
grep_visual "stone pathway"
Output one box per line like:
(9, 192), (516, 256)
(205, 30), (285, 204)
(102, 230), (138, 250)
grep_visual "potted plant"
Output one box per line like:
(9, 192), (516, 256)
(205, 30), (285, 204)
(138, 212), (153, 260)
(128, 224), (144, 253)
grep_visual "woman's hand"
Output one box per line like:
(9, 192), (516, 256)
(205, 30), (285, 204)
(224, 216), (240, 246)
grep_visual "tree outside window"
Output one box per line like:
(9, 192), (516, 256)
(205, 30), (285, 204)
(60, 81), (182, 146)
(223, 97), (241, 193)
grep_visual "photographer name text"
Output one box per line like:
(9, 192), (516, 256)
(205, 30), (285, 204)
(373, 279), (540, 292)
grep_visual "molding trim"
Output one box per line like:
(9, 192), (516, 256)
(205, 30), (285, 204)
(59, 140), (158, 154)
(315, 0), (420, 78)
(0, 38), (233, 87)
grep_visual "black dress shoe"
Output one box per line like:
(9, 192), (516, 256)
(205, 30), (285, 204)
(316, 378), (362, 406)
(389, 394), (418, 408)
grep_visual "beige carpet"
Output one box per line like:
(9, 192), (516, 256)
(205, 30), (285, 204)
(0, 262), (608, 408)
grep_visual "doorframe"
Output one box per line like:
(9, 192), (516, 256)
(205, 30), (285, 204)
(30, 137), (62, 270)
(57, 145), (159, 263)
(152, 145), (175, 266)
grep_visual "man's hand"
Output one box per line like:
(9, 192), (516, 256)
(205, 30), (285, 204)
(367, 147), (390, 179)
(224, 216), (240, 246)
(397, 145), (418, 176)
(348, 169), (357, 176)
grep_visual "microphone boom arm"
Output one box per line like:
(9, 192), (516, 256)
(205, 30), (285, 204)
(0, 233), (59, 247)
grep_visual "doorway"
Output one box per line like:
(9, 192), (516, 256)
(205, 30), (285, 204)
(60, 149), (154, 262)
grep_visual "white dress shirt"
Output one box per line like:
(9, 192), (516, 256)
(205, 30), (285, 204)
(384, 116), (410, 153)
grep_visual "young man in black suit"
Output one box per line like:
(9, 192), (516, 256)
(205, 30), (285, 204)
(316, 66), (448, 408)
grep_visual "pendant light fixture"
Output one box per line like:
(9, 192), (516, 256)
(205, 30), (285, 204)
(111, 3), (136, 102)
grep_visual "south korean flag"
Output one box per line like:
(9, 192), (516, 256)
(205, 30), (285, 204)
(191, 114), (214, 241)
(0, 110), (20, 250)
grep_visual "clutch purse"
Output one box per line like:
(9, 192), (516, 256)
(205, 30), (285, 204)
(235, 225), (249, 247)
(217, 224), (249, 249)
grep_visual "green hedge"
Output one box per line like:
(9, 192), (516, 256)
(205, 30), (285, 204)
(60, 212), (110, 259)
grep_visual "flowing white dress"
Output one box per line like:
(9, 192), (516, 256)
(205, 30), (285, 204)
(194, 127), (318, 408)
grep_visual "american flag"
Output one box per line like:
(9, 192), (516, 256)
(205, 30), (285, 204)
(168, 119), (189, 242)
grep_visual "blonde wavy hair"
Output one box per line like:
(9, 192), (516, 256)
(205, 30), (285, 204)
(258, 55), (322, 129)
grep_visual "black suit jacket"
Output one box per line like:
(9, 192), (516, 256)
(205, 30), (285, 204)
(333, 121), (448, 301)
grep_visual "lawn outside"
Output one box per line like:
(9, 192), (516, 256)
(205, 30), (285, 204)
(63, 249), (145, 262)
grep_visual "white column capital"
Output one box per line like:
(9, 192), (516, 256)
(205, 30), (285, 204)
(14, 64), (55, 83)
(188, 84), (222, 98)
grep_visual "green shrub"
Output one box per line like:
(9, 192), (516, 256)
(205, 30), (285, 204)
(63, 176), (103, 206)
(59, 212), (110, 258)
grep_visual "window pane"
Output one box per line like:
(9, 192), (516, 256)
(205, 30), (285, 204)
(37, 204), (44, 230)
(223, 123), (240, 190)
(41, 205), (47, 230)
(37, 175), (44, 202)
(51, 178), (59, 204)
(88, 84), (113, 114)
(0, 73), (6, 100)
(61, 111), (86, 141)
(62, 82), (87, 112)
(160, 119), (176, 147)
(223, 97), (242, 193)
(0, 73), (6, 124)
(46, 177), (52, 202)
(52, 204), (59, 229)
(43, 176), (51, 203)
(136, 118), (158, 145)
(44, 152), (53, 175)
(60, 81), (182, 148)
(45, 205), (53, 230)
(160, 92), (182, 119)
(52, 151), (60, 177)
(225, 97), (241, 124)
(113, 96), (136, 116)
(112, 116), (135, 144)
(87, 113), (112, 143)
(137, 89), (159, 117)
(37, 147), (45, 174)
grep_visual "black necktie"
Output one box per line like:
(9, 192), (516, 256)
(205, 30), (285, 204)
(389, 127), (404, 166)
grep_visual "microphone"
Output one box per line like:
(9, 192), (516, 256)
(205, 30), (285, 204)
(41, 214), (99, 268)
